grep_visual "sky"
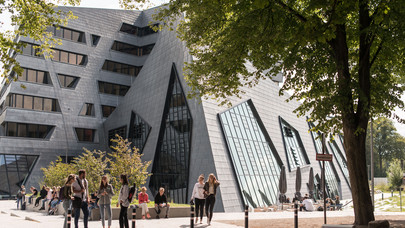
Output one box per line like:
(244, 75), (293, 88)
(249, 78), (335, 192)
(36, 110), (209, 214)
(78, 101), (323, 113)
(1, 0), (405, 136)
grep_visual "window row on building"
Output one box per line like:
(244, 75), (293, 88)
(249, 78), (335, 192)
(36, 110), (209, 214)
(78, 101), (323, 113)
(98, 81), (130, 96)
(20, 42), (42, 58)
(102, 60), (142, 76)
(119, 23), (158, 37)
(5, 93), (60, 112)
(111, 41), (155, 56)
(17, 68), (52, 85)
(3, 122), (54, 139)
(52, 49), (86, 66)
(47, 26), (85, 43)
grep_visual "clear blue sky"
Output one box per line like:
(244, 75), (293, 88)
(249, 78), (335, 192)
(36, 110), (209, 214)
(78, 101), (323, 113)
(1, 0), (405, 136)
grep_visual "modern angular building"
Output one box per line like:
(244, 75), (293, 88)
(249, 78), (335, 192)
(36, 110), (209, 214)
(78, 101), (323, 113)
(0, 6), (351, 211)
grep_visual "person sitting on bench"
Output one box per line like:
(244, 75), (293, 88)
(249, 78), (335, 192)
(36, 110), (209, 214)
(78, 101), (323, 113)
(154, 187), (170, 219)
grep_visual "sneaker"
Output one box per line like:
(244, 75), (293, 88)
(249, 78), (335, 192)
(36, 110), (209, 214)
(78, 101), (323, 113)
(195, 218), (198, 224)
(142, 215), (145, 219)
(39, 207), (45, 210)
(208, 220), (211, 226)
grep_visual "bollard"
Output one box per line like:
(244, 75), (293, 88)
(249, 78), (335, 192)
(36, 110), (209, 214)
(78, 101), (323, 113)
(245, 205), (248, 228)
(132, 207), (136, 228)
(382, 193), (384, 200)
(67, 209), (71, 228)
(294, 202), (298, 228)
(190, 202), (194, 228)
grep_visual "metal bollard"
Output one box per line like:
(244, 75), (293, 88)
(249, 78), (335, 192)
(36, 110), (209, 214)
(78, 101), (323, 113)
(132, 207), (136, 228)
(382, 193), (384, 200)
(67, 209), (71, 228)
(294, 202), (298, 228)
(245, 205), (248, 228)
(190, 202), (194, 228)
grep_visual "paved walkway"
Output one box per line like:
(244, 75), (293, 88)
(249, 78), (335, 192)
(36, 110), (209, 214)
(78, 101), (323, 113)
(1, 200), (404, 228)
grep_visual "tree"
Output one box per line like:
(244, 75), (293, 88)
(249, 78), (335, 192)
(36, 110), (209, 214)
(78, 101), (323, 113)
(0, 0), (79, 79)
(366, 117), (405, 177)
(71, 148), (110, 194)
(387, 159), (404, 191)
(136, 0), (405, 225)
(108, 135), (152, 191)
(40, 157), (76, 187)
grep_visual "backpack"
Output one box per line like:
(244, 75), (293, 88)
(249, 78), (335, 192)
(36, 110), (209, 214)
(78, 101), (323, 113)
(128, 183), (136, 203)
(21, 202), (26, 210)
(59, 186), (66, 201)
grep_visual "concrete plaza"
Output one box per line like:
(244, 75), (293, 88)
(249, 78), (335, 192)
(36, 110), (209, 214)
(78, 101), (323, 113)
(1, 200), (404, 227)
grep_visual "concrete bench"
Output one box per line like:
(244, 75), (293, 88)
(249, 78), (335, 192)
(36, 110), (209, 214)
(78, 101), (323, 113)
(321, 225), (354, 228)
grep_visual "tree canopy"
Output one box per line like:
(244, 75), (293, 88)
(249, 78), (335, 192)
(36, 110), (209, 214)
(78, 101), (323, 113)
(0, 0), (79, 79)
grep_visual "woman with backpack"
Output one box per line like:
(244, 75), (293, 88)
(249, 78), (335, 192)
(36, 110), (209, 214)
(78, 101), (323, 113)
(63, 174), (75, 228)
(117, 174), (129, 228)
(98, 175), (114, 228)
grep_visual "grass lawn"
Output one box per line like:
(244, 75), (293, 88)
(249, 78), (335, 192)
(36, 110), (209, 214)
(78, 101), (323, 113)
(374, 191), (405, 212)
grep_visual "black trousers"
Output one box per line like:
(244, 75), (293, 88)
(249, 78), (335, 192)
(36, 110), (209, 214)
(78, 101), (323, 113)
(119, 204), (128, 228)
(195, 198), (205, 220)
(205, 195), (215, 221)
(34, 197), (43, 206)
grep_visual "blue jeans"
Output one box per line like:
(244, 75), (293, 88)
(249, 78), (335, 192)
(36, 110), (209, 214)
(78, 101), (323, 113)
(16, 198), (23, 209)
(74, 201), (89, 228)
(41, 198), (49, 208)
(88, 203), (98, 219)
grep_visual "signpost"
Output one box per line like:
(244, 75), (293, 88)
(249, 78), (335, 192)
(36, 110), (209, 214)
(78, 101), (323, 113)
(316, 154), (333, 162)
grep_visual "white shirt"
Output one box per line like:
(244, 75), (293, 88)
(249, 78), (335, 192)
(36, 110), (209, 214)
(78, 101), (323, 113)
(302, 199), (314, 211)
(72, 177), (88, 202)
(191, 183), (205, 200)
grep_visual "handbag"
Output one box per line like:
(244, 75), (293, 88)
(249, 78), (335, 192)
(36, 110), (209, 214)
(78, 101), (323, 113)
(72, 196), (82, 208)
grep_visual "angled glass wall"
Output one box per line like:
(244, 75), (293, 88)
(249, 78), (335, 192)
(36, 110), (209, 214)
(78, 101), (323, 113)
(219, 99), (282, 208)
(149, 64), (192, 204)
(128, 111), (151, 153)
(0, 154), (38, 198)
(279, 117), (310, 171)
(308, 122), (341, 199)
(329, 139), (350, 189)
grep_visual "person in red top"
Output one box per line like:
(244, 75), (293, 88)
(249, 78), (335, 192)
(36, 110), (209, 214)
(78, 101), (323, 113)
(138, 187), (151, 219)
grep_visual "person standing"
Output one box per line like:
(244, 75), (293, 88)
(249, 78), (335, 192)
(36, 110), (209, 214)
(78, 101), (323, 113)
(97, 175), (114, 228)
(117, 174), (129, 228)
(154, 187), (170, 219)
(72, 169), (89, 228)
(138, 187), (151, 219)
(203, 173), (220, 225)
(191, 175), (205, 224)
(63, 174), (75, 228)
(16, 185), (26, 210)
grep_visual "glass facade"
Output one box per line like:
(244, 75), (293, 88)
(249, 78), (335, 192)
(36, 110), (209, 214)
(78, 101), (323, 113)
(279, 117), (310, 171)
(3, 122), (54, 139)
(79, 103), (95, 116)
(47, 26), (85, 43)
(6, 93), (60, 112)
(329, 140), (350, 188)
(111, 41), (155, 56)
(128, 111), (151, 152)
(102, 60), (142, 76)
(219, 100), (282, 208)
(20, 42), (42, 57)
(58, 74), (79, 88)
(149, 64), (192, 204)
(119, 23), (158, 37)
(98, 81), (130, 96)
(75, 128), (96, 142)
(0, 154), (38, 198)
(52, 49), (86, 65)
(308, 122), (341, 198)
(108, 126), (127, 147)
(19, 68), (52, 85)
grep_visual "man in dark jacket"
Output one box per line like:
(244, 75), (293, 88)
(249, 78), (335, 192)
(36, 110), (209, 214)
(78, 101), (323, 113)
(35, 185), (47, 207)
(154, 187), (170, 219)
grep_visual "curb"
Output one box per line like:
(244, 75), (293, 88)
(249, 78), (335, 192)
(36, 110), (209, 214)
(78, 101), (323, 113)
(10, 212), (20, 217)
(25, 216), (40, 223)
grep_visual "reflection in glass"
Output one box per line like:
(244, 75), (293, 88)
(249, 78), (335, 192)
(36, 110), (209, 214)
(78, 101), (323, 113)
(279, 117), (310, 170)
(149, 64), (192, 204)
(219, 99), (282, 208)
(308, 122), (341, 198)
(329, 140), (350, 189)
(128, 111), (151, 152)
(0, 154), (38, 198)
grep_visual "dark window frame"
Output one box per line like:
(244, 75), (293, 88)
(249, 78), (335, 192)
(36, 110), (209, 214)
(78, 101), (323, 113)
(52, 49), (87, 66)
(18, 68), (52, 85)
(3, 122), (54, 139)
(48, 26), (86, 43)
(119, 23), (159, 37)
(101, 105), (116, 118)
(74, 128), (96, 142)
(98, 81), (130, 96)
(101, 60), (141, 77)
(57, 74), (80, 89)
(5, 93), (60, 112)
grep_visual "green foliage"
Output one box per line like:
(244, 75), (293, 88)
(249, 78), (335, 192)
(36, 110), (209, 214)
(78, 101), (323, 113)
(108, 135), (152, 191)
(71, 148), (110, 193)
(0, 0), (79, 80)
(366, 117), (405, 177)
(40, 157), (76, 187)
(387, 159), (404, 190)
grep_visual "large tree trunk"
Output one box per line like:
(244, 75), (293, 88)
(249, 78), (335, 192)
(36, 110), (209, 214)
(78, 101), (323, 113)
(343, 124), (375, 225)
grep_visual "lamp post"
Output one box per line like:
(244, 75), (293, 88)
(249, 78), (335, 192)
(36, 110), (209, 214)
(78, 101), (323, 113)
(370, 118), (374, 211)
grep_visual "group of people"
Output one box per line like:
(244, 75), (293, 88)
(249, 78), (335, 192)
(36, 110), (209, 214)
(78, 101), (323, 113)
(190, 173), (220, 226)
(292, 193), (342, 212)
